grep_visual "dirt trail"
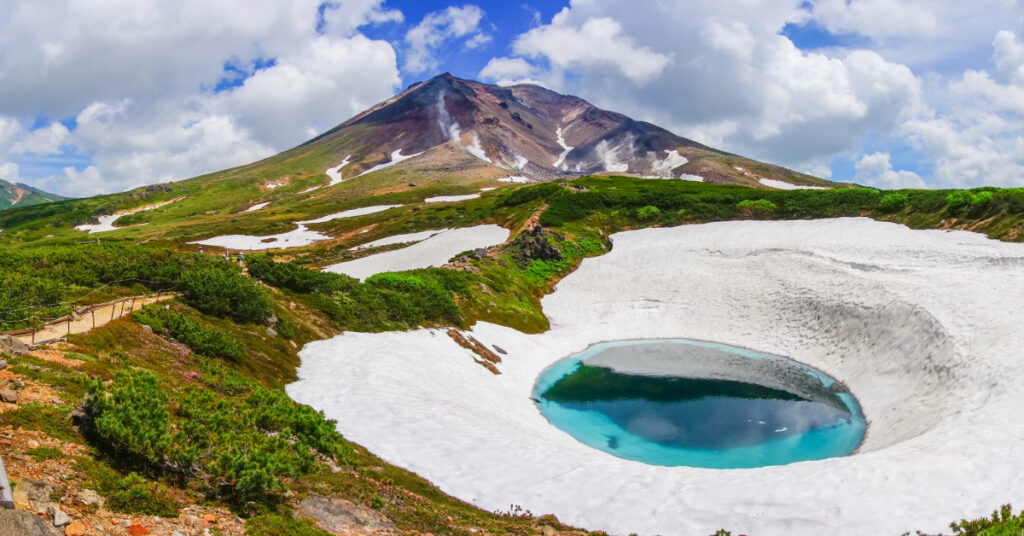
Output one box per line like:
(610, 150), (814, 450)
(11, 294), (174, 345)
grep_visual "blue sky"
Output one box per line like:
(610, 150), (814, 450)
(1, 0), (1023, 196)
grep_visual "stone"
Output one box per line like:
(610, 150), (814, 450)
(296, 494), (399, 536)
(492, 345), (507, 355)
(0, 387), (17, 404)
(128, 524), (150, 536)
(265, 327), (278, 337)
(27, 439), (40, 449)
(141, 325), (154, 334)
(0, 508), (61, 536)
(47, 504), (72, 527)
(0, 335), (29, 357)
(0, 360), (6, 370)
(12, 478), (52, 513)
(75, 488), (103, 507)
(64, 521), (87, 536)
(202, 514), (217, 523)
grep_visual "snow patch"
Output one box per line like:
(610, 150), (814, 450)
(425, 194), (481, 203)
(190, 205), (403, 251)
(289, 218), (1024, 536)
(324, 225), (510, 280)
(498, 176), (530, 184)
(759, 178), (829, 190)
(355, 150), (422, 179)
(324, 156), (352, 187)
(356, 229), (448, 249)
(75, 197), (183, 234)
(243, 202), (270, 213)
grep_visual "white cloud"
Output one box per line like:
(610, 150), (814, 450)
(0, 163), (19, 183)
(11, 122), (70, 156)
(479, 57), (540, 86)
(404, 5), (488, 74)
(0, 0), (404, 196)
(488, 1), (922, 172)
(512, 15), (672, 85)
(853, 152), (925, 188)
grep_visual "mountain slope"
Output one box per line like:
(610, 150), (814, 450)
(0, 179), (65, 210)
(303, 73), (833, 187)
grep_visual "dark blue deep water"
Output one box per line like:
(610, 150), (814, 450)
(533, 339), (866, 468)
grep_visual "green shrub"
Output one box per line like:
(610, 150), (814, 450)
(75, 458), (181, 517)
(636, 205), (661, 220)
(946, 504), (1024, 536)
(736, 199), (777, 219)
(245, 514), (333, 536)
(178, 267), (273, 323)
(971, 190), (995, 206)
(946, 190), (973, 208)
(134, 308), (244, 359)
(26, 446), (63, 461)
(246, 254), (354, 294)
(0, 403), (81, 443)
(878, 192), (910, 213)
(88, 369), (170, 466)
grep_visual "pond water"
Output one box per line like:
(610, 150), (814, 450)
(533, 339), (866, 468)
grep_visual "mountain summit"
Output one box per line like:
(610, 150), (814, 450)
(298, 73), (829, 188)
(0, 179), (64, 210)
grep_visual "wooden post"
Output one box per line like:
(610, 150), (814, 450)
(91, 307), (96, 329)
(67, 315), (71, 335)
(130, 296), (137, 314)
(110, 301), (116, 321)
(31, 315), (35, 345)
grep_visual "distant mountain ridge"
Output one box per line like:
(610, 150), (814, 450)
(0, 179), (64, 210)
(300, 73), (833, 188)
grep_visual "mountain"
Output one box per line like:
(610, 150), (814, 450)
(299, 73), (832, 188)
(0, 179), (65, 210)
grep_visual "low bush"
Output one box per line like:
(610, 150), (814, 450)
(245, 514), (333, 536)
(878, 192), (910, 213)
(86, 366), (350, 513)
(134, 308), (244, 359)
(736, 199), (776, 219)
(178, 267), (273, 323)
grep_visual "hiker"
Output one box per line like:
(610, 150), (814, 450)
(223, 251), (230, 262)
(237, 252), (244, 265)
(198, 245), (204, 254)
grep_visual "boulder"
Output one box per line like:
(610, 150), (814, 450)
(0, 387), (16, 404)
(0, 508), (61, 536)
(74, 489), (103, 507)
(0, 336), (29, 357)
(64, 521), (86, 536)
(12, 478), (52, 513)
(295, 494), (399, 536)
(47, 504), (71, 527)
(0, 360), (7, 370)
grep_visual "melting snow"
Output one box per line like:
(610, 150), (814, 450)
(75, 197), (183, 234)
(324, 225), (510, 280)
(325, 156), (352, 187)
(244, 202), (270, 213)
(190, 205), (403, 251)
(425, 194), (481, 203)
(355, 150), (422, 179)
(759, 178), (829, 190)
(553, 127), (573, 170)
(498, 176), (530, 183)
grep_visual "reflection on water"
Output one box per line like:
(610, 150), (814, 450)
(534, 339), (866, 468)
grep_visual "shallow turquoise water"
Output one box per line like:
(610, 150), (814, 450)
(533, 339), (866, 469)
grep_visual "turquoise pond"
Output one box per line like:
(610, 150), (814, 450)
(533, 339), (866, 469)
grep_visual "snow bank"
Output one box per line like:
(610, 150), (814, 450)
(498, 176), (530, 183)
(324, 155), (352, 187)
(424, 194), (481, 203)
(75, 197), (182, 234)
(355, 229), (448, 249)
(759, 178), (829, 190)
(355, 150), (421, 179)
(324, 224), (509, 280)
(289, 218), (1024, 536)
(191, 205), (402, 251)
(243, 202), (270, 213)
(553, 127), (573, 170)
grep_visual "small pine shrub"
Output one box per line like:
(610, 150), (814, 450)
(88, 369), (170, 466)
(134, 308), (244, 359)
(178, 267), (273, 323)
(946, 190), (973, 208)
(736, 199), (777, 219)
(636, 205), (661, 220)
(245, 514), (333, 536)
(878, 192), (910, 213)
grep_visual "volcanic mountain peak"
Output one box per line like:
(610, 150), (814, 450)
(307, 73), (831, 188)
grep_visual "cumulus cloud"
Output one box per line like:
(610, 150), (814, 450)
(853, 152), (925, 189)
(483, 1), (922, 175)
(512, 14), (672, 85)
(0, 163), (19, 183)
(404, 5), (488, 74)
(0, 0), (404, 196)
(479, 57), (541, 86)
